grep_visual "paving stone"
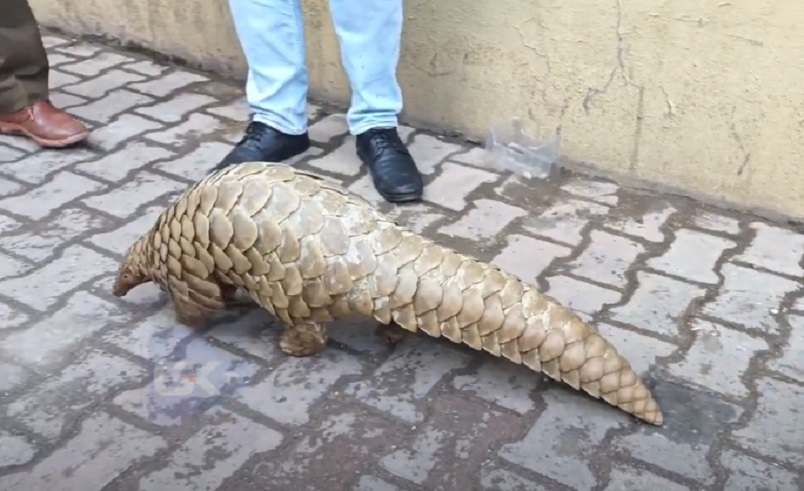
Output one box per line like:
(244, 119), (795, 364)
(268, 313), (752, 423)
(124, 59), (169, 76)
(668, 320), (768, 398)
(59, 51), (133, 76)
(378, 424), (446, 484)
(491, 234), (571, 283)
(562, 178), (619, 206)
(0, 430), (37, 467)
(424, 162), (498, 211)
(611, 383), (742, 485)
(384, 203), (443, 234)
(1, 291), (132, 372)
(0, 303), (28, 330)
(735, 222), (804, 277)
(205, 97), (250, 122)
(0, 245), (118, 311)
(767, 315), (803, 381)
(345, 173), (388, 207)
(129, 70), (209, 97)
(144, 113), (225, 147)
(720, 448), (800, 491)
(0, 411), (166, 491)
(83, 171), (186, 218)
(75, 141), (176, 182)
(87, 205), (164, 256)
(438, 199), (527, 241)
(0, 251), (30, 279)
(104, 307), (194, 360)
(309, 113), (348, 144)
(0, 207), (112, 262)
(381, 394), (521, 489)
(607, 203), (676, 243)
(544, 275), (621, 321)
(61, 68), (145, 97)
(88, 113), (164, 150)
(447, 146), (485, 168)
(0, 144), (24, 162)
(567, 229), (645, 288)
(604, 465), (689, 491)
(595, 323), (678, 376)
(732, 377), (804, 469)
(345, 338), (472, 423)
(693, 211), (741, 235)
(42, 35), (70, 48)
(48, 69), (81, 89)
(0, 177), (24, 197)
(54, 43), (101, 57)
(114, 337), (260, 426)
(0, 362), (30, 392)
(479, 465), (550, 491)
(701, 263), (798, 335)
(6, 350), (147, 439)
(68, 88), (155, 123)
(610, 271), (707, 338)
(138, 408), (283, 490)
(250, 407), (404, 491)
(49, 91), (87, 109)
(135, 92), (219, 123)
(206, 309), (283, 363)
(498, 389), (625, 491)
(237, 349), (362, 426)
(0, 214), (20, 234)
(354, 476), (404, 491)
(522, 199), (609, 246)
(451, 357), (539, 414)
(407, 133), (461, 175)
(152, 140), (232, 181)
(0, 148), (95, 184)
(647, 229), (737, 284)
(308, 138), (362, 176)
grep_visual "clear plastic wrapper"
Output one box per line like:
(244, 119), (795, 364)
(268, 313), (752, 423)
(483, 118), (560, 179)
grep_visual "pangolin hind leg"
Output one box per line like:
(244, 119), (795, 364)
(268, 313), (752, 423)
(279, 320), (328, 357)
(377, 322), (409, 346)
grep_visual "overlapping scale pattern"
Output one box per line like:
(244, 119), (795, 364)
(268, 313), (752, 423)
(122, 162), (663, 425)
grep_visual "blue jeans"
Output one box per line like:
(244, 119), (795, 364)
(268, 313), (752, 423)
(228, 0), (404, 136)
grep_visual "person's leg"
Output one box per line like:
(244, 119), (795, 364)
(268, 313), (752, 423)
(328, 0), (423, 203)
(0, 0), (87, 148)
(215, 0), (311, 170)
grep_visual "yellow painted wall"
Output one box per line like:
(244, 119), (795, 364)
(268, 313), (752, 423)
(30, 0), (804, 219)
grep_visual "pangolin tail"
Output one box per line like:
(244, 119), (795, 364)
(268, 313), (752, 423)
(383, 231), (663, 425)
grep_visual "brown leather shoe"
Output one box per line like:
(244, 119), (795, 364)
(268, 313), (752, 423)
(0, 100), (89, 148)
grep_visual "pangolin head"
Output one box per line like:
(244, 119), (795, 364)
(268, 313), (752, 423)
(113, 234), (152, 297)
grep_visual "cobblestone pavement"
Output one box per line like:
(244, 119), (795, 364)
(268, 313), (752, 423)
(0, 33), (802, 491)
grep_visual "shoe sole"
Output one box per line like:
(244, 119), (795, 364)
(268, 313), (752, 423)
(0, 121), (89, 148)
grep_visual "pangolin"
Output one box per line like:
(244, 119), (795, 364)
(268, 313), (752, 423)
(113, 161), (663, 425)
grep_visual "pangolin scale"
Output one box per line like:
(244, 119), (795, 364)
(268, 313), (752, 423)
(113, 161), (663, 425)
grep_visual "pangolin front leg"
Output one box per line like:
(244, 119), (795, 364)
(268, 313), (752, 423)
(168, 279), (226, 330)
(279, 320), (328, 357)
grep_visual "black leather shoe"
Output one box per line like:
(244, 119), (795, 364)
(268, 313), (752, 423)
(212, 121), (310, 173)
(356, 127), (423, 203)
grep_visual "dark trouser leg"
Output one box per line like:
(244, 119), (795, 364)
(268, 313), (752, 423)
(0, 0), (49, 115)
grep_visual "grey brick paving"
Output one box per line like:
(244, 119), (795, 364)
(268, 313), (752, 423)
(0, 34), (803, 491)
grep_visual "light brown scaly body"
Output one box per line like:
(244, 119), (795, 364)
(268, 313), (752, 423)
(113, 162), (663, 425)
